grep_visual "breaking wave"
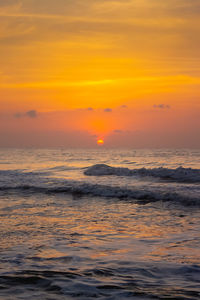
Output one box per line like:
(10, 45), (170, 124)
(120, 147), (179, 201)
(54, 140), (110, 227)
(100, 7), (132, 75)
(84, 164), (200, 183)
(0, 170), (199, 205)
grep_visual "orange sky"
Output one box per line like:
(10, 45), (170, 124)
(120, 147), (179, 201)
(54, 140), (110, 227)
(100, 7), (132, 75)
(0, 0), (200, 147)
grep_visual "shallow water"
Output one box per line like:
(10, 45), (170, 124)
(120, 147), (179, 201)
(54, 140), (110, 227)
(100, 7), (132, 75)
(0, 148), (200, 299)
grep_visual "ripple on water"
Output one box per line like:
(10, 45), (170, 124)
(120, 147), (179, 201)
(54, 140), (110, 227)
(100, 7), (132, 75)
(0, 263), (200, 299)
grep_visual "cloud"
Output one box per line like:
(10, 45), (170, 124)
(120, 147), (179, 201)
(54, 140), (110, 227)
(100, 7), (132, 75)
(104, 108), (112, 112)
(87, 107), (94, 111)
(26, 110), (37, 118)
(153, 104), (171, 109)
(14, 110), (38, 119)
(121, 105), (128, 108)
(114, 129), (122, 133)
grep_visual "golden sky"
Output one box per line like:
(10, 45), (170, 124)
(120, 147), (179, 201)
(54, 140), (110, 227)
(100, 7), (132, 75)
(0, 0), (200, 147)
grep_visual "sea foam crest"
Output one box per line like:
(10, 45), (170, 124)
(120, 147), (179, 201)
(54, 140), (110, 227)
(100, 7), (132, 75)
(0, 180), (199, 205)
(84, 164), (200, 183)
(0, 169), (199, 205)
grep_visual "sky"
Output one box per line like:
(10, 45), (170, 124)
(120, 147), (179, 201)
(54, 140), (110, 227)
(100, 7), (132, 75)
(0, 0), (200, 148)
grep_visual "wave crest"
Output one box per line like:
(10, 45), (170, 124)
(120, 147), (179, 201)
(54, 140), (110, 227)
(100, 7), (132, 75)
(0, 168), (199, 205)
(84, 164), (200, 183)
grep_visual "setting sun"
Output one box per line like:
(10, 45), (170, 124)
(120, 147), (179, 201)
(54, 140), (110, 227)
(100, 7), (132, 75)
(97, 139), (104, 146)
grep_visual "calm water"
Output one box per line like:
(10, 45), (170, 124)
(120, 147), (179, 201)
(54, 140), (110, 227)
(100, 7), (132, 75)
(0, 148), (200, 299)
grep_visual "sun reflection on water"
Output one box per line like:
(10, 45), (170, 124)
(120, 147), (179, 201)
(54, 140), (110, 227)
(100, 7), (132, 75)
(0, 194), (199, 266)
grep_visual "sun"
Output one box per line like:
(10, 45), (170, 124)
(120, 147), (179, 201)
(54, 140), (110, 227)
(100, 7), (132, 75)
(97, 139), (104, 146)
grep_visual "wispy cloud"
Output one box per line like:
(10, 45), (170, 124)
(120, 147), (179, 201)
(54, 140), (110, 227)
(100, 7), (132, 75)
(153, 104), (171, 109)
(1, 75), (200, 89)
(14, 110), (38, 119)
(104, 108), (112, 112)
(0, 79), (116, 89)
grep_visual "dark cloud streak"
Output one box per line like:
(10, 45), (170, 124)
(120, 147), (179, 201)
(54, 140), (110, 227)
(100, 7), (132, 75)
(104, 108), (112, 112)
(14, 110), (38, 119)
(153, 104), (171, 109)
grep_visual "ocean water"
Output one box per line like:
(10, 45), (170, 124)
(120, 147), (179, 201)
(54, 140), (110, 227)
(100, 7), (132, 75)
(0, 148), (200, 299)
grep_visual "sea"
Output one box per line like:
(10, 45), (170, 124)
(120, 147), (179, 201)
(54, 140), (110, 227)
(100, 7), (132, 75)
(0, 148), (200, 299)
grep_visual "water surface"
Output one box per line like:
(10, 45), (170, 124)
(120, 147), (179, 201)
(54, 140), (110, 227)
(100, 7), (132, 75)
(0, 148), (200, 299)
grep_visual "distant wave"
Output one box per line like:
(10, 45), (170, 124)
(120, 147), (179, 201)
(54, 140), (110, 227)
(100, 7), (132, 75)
(84, 164), (200, 183)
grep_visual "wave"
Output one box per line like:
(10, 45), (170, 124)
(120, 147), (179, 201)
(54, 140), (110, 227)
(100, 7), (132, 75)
(84, 164), (200, 183)
(0, 179), (199, 207)
(0, 169), (199, 205)
(1, 264), (200, 299)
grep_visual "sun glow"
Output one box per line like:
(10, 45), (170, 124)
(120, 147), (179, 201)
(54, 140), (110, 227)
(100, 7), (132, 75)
(97, 139), (104, 146)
